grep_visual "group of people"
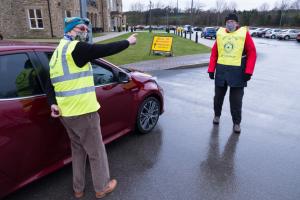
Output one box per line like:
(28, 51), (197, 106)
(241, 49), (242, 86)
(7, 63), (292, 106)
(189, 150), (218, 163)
(46, 12), (256, 198)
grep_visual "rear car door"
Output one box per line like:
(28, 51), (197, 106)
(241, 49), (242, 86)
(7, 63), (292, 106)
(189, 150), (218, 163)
(0, 50), (69, 196)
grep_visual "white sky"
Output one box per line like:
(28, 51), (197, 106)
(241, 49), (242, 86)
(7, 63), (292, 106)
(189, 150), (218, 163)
(123, 0), (280, 11)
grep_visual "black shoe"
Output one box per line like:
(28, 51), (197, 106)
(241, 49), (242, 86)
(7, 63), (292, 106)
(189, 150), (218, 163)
(213, 116), (220, 124)
(233, 124), (241, 133)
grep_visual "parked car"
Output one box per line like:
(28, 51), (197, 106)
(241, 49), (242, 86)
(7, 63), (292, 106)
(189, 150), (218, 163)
(201, 27), (216, 39)
(265, 29), (282, 39)
(184, 25), (193, 33)
(248, 27), (259, 36)
(256, 28), (271, 37)
(297, 33), (300, 42)
(250, 27), (265, 37)
(0, 41), (164, 198)
(193, 26), (202, 31)
(277, 29), (300, 40)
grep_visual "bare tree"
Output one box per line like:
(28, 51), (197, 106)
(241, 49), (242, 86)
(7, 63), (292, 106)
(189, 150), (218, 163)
(259, 2), (270, 11)
(291, 0), (300, 9)
(226, 1), (238, 11)
(130, 1), (145, 12)
(215, 0), (228, 25)
(155, 2), (165, 9)
(275, 0), (292, 26)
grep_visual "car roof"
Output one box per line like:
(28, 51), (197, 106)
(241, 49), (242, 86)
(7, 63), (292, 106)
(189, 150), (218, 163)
(0, 41), (56, 52)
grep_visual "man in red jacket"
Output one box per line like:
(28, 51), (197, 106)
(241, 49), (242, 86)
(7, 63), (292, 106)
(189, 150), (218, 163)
(207, 13), (257, 133)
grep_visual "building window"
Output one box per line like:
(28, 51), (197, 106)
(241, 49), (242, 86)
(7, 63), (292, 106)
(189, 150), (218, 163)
(65, 10), (71, 17)
(28, 9), (44, 29)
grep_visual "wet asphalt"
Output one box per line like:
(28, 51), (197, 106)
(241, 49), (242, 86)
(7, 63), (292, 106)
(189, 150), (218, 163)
(5, 38), (300, 200)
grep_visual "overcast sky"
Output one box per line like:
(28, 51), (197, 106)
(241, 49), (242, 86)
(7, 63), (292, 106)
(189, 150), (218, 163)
(123, 0), (280, 11)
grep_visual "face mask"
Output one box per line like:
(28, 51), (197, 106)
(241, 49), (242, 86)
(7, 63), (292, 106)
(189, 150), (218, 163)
(75, 31), (88, 42)
(226, 22), (237, 32)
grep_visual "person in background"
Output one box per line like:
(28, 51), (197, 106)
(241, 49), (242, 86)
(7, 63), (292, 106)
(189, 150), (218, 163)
(207, 13), (257, 133)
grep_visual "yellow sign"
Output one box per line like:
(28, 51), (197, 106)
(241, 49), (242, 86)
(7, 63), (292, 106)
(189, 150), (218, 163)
(151, 36), (173, 52)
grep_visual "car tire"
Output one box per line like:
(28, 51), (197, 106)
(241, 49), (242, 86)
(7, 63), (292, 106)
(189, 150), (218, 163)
(271, 35), (275, 39)
(136, 97), (160, 134)
(297, 39), (300, 43)
(284, 35), (290, 40)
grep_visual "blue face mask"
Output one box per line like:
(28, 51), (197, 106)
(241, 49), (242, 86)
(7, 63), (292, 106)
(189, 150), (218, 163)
(226, 22), (237, 32)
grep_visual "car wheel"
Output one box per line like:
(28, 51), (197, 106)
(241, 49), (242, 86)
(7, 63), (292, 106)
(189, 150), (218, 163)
(284, 35), (290, 40)
(136, 97), (160, 134)
(271, 35), (275, 39)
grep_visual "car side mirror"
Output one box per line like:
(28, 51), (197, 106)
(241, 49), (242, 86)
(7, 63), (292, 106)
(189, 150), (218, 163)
(118, 71), (130, 83)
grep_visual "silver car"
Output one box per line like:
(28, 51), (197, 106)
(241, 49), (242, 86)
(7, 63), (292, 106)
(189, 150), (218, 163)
(265, 29), (281, 39)
(277, 29), (300, 40)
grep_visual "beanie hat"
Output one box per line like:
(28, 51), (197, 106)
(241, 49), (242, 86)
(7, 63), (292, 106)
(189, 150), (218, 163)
(64, 17), (90, 33)
(225, 13), (238, 23)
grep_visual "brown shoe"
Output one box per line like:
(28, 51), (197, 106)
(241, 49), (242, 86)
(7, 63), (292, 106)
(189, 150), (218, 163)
(74, 191), (84, 198)
(95, 179), (117, 199)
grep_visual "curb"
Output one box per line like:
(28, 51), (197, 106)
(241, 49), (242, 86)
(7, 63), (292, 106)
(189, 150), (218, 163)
(169, 62), (209, 70)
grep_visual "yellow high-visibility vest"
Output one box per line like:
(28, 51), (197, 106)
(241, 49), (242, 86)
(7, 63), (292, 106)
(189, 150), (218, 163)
(49, 39), (100, 117)
(216, 27), (247, 66)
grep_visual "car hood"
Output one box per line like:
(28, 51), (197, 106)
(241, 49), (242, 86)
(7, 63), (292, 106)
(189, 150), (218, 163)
(130, 71), (156, 83)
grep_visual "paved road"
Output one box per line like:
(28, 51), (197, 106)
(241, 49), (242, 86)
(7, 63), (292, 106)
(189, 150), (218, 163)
(5, 38), (300, 200)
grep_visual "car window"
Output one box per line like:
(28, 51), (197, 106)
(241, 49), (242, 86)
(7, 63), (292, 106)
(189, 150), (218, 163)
(92, 62), (116, 86)
(0, 53), (43, 98)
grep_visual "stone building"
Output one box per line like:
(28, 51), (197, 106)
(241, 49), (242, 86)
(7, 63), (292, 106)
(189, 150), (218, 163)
(0, 0), (126, 39)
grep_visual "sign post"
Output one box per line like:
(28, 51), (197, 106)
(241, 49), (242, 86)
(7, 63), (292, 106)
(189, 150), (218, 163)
(149, 36), (173, 56)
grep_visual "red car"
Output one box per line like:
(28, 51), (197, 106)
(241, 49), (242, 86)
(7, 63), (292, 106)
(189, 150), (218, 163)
(297, 33), (300, 42)
(0, 41), (164, 198)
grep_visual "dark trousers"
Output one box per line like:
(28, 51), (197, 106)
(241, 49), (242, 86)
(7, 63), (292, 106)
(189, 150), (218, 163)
(214, 84), (244, 124)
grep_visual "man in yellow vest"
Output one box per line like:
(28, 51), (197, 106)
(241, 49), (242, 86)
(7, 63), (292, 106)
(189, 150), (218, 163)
(45, 17), (137, 199)
(207, 13), (257, 133)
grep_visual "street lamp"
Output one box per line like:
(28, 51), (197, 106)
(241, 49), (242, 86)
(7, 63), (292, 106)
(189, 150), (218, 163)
(191, 0), (194, 26)
(149, 1), (152, 32)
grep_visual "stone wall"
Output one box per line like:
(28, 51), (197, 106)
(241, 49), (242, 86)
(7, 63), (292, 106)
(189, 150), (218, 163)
(0, 0), (122, 39)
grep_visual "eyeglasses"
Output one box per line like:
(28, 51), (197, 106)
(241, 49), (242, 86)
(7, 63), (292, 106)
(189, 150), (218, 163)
(75, 25), (89, 32)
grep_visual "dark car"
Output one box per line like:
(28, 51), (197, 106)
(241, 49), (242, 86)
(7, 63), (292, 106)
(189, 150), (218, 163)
(0, 41), (164, 198)
(297, 33), (300, 42)
(201, 27), (216, 39)
(193, 26), (202, 31)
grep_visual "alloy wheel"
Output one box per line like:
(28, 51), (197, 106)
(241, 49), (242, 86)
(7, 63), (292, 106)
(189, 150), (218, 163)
(137, 97), (160, 134)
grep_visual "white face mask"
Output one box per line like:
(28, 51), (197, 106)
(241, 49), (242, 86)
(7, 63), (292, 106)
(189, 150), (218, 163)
(226, 22), (237, 32)
(75, 31), (88, 42)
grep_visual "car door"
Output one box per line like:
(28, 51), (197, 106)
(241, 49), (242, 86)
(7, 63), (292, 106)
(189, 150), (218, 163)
(0, 51), (70, 189)
(91, 60), (135, 140)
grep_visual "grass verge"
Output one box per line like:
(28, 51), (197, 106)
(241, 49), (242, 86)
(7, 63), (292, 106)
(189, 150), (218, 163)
(97, 32), (211, 65)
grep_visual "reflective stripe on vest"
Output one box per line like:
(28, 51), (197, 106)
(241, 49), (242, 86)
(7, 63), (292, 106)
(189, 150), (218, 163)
(49, 39), (100, 117)
(55, 86), (95, 97)
(51, 42), (93, 84)
(216, 27), (247, 67)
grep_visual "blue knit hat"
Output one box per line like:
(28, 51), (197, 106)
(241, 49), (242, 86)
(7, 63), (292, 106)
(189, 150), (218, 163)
(64, 17), (90, 33)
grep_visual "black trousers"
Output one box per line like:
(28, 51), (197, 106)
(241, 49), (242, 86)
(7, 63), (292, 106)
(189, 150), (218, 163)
(214, 84), (244, 124)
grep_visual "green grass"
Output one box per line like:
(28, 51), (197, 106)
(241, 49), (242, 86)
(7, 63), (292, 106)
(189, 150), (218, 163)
(97, 32), (211, 65)
(92, 33), (105, 37)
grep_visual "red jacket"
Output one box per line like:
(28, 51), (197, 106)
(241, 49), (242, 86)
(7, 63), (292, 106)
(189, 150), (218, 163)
(207, 31), (257, 75)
